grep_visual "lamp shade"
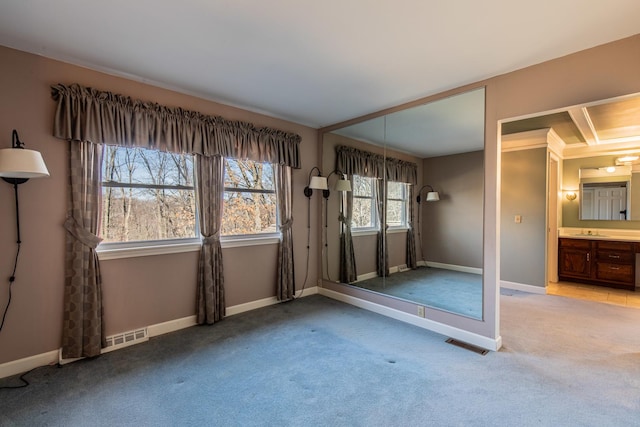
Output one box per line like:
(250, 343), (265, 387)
(309, 175), (328, 190)
(426, 191), (440, 202)
(0, 148), (50, 179)
(335, 178), (352, 192)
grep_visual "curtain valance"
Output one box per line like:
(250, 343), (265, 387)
(336, 145), (417, 184)
(51, 83), (301, 168)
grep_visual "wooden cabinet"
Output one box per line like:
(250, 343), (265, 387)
(558, 239), (591, 279)
(558, 238), (636, 290)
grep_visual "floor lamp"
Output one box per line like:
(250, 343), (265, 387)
(0, 130), (49, 333)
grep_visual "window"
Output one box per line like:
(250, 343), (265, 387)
(222, 159), (277, 236)
(386, 181), (408, 228)
(100, 146), (197, 244)
(352, 175), (377, 229)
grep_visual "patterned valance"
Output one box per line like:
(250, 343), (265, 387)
(51, 83), (301, 168)
(336, 145), (417, 184)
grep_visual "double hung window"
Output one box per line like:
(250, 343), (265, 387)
(100, 146), (197, 246)
(99, 146), (278, 254)
(222, 159), (277, 237)
(352, 175), (377, 230)
(386, 181), (409, 229)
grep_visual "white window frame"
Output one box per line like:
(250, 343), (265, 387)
(97, 152), (281, 261)
(221, 158), (280, 244)
(351, 175), (378, 234)
(386, 181), (409, 231)
(97, 147), (200, 260)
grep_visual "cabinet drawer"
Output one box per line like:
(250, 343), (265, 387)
(596, 250), (635, 263)
(559, 238), (591, 249)
(595, 241), (634, 252)
(595, 262), (634, 284)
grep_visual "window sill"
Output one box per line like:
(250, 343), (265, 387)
(352, 229), (378, 237)
(97, 241), (202, 260)
(97, 235), (281, 260)
(388, 227), (409, 234)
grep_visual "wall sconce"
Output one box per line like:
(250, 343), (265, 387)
(303, 166), (328, 198)
(0, 130), (50, 333)
(416, 184), (440, 203)
(565, 191), (577, 201)
(322, 169), (351, 199)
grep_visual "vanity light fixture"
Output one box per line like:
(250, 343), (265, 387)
(303, 166), (327, 198)
(565, 191), (577, 201)
(322, 169), (351, 199)
(416, 184), (440, 203)
(0, 130), (50, 334)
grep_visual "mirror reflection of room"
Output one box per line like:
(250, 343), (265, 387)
(321, 88), (485, 319)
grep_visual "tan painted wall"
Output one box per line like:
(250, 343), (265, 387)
(501, 148), (548, 287)
(422, 150), (484, 269)
(0, 45), (320, 364)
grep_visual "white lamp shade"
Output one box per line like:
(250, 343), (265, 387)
(0, 148), (50, 179)
(426, 191), (440, 202)
(309, 175), (328, 190)
(335, 179), (352, 192)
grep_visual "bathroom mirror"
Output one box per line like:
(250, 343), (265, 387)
(579, 166), (631, 220)
(321, 87), (485, 319)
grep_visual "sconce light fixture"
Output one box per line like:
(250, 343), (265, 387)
(416, 184), (440, 203)
(616, 155), (639, 164)
(303, 166), (328, 198)
(0, 130), (50, 334)
(322, 169), (351, 199)
(565, 191), (577, 201)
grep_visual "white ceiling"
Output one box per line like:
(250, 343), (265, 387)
(0, 1), (639, 128)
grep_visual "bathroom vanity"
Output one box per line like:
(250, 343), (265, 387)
(558, 236), (638, 290)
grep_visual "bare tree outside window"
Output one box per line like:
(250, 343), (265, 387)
(222, 159), (277, 235)
(387, 181), (407, 227)
(101, 146), (196, 243)
(352, 175), (375, 228)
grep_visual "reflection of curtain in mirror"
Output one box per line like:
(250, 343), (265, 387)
(376, 179), (389, 277)
(406, 184), (417, 269)
(339, 176), (357, 283)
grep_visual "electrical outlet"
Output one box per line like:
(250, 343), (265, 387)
(417, 305), (425, 317)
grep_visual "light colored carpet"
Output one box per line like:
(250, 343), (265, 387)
(1, 290), (639, 426)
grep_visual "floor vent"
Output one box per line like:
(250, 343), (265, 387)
(445, 338), (489, 356)
(103, 328), (148, 353)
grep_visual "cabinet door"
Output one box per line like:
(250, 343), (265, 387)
(559, 248), (591, 278)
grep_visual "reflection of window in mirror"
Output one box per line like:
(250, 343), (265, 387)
(352, 175), (376, 229)
(387, 181), (408, 228)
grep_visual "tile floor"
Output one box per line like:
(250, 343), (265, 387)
(547, 281), (640, 309)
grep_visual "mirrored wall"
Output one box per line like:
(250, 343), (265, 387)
(320, 87), (486, 319)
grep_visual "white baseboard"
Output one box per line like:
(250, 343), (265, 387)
(0, 350), (59, 380)
(318, 287), (501, 352)
(425, 261), (483, 275)
(500, 280), (546, 294)
(1, 287), (319, 379)
(356, 272), (378, 282)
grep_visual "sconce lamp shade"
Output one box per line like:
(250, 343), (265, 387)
(565, 191), (577, 201)
(335, 178), (352, 192)
(426, 191), (440, 202)
(0, 148), (50, 179)
(309, 176), (328, 190)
